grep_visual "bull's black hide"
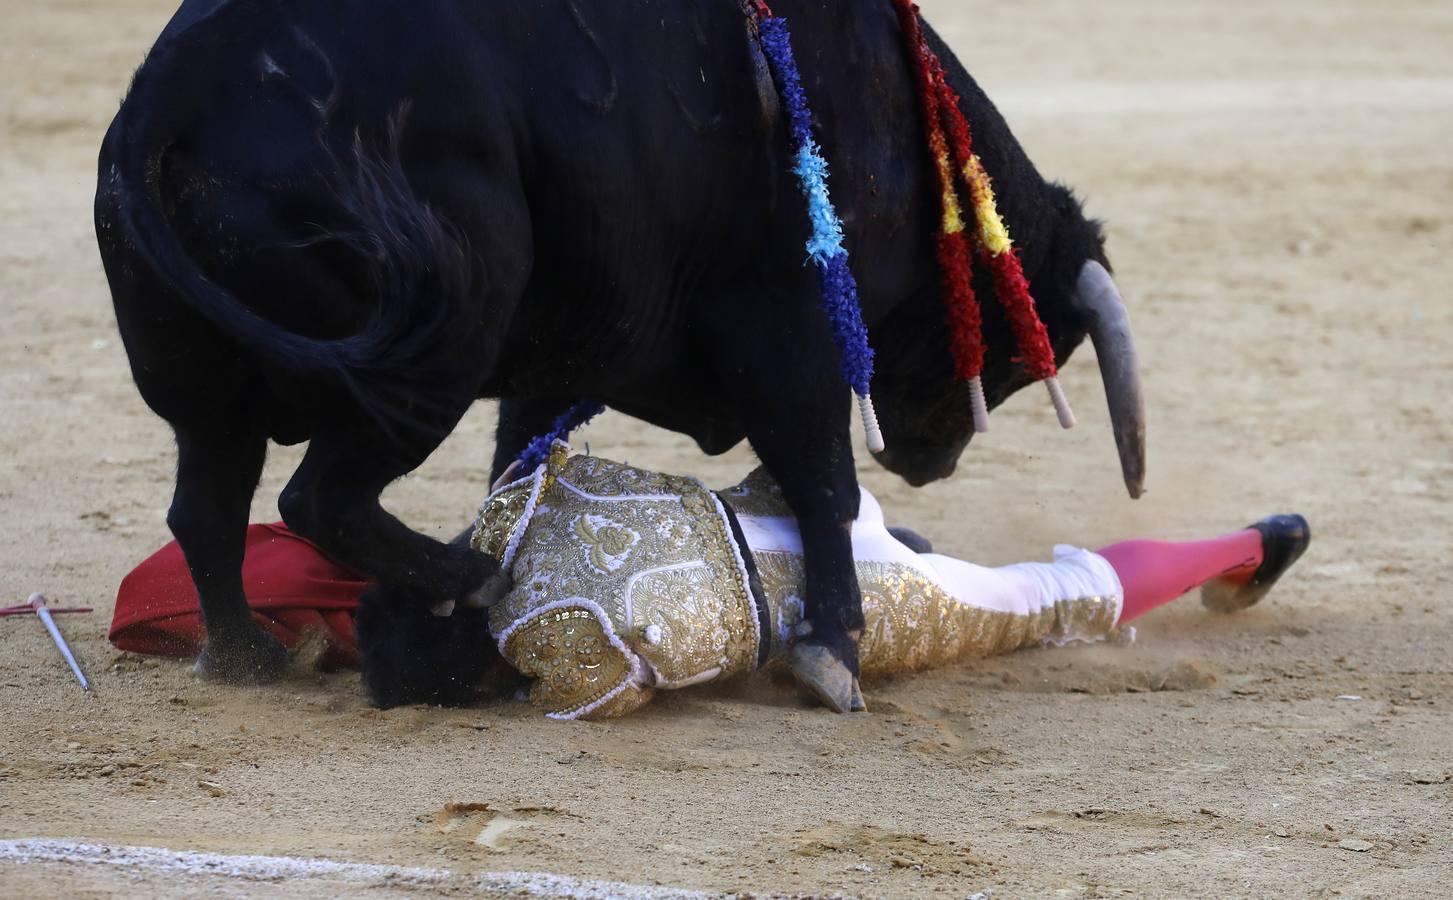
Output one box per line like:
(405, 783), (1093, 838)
(96, 0), (1114, 695)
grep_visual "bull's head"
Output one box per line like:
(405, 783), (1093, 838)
(869, 185), (1147, 498)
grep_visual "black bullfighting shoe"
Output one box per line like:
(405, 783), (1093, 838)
(887, 526), (934, 555)
(1201, 514), (1311, 613)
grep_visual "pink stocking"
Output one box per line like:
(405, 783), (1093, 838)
(1098, 529), (1264, 623)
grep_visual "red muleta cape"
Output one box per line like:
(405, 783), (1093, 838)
(110, 523), (369, 667)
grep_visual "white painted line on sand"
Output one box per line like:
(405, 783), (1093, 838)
(0, 839), (719, 899)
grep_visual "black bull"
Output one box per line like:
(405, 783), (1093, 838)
(94, 0), (1145, 704)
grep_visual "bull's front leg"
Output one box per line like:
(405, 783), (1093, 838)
(719, 340), (866, 712)
(761, 436), (866, 714)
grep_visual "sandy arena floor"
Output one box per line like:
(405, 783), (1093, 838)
(2, 0), (1450, 896)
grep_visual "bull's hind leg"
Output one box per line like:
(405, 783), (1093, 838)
(169, 425), (289, 682)
(278, 428), (509, 617)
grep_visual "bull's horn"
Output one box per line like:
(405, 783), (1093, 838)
(1075, 261), (1147, 498)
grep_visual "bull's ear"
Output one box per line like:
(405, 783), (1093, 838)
(1075, 261), (1146, 499)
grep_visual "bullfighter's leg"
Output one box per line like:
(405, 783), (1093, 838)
(278, 430), (510, 614)
(169, 424), (289, 682)
(1100, 514), (1311, 617)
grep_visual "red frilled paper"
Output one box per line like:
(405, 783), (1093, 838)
(109, 523), (368, 668)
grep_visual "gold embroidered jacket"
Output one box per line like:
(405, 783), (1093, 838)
(473, 445), (1118, 720)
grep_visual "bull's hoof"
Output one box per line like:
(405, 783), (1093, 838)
(789, 643), (856, 714)
(193, 626), (290, 684)
(1202, 513), (1311, 614)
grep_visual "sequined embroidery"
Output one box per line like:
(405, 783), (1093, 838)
(572, 514), (640, 574)
(628, 564), (757, 687)
(502, 605), (633, 717)
(751, 552), (1120, 678)
(470, 481), (533, 561)
(484, 454), (758, 714)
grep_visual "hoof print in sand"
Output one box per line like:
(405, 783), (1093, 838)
(426, 802), (577, 852)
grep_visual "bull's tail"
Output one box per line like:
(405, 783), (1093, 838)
(110, 15), (473, 433)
